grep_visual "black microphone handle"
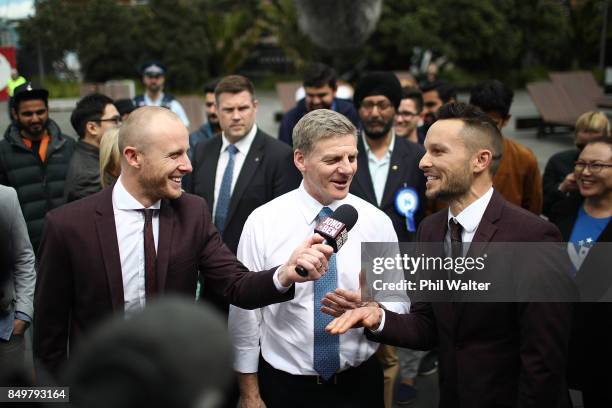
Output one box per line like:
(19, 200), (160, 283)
(295, 238), (330, 277)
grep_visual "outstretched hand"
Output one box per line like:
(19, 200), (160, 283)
(325, 305), (383, 335)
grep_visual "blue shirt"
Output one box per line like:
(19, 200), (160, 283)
(0, 311), (31, 341)
(568, 205), (611, 272)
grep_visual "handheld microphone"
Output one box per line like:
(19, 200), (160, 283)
(296, 204), (359, 277)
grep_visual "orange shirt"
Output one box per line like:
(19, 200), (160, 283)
(493, 137), (542, 215)
(21, 132), (50, 163)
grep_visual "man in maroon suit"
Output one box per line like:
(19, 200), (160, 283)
(325, 103), (573, 407)
(34, 106), (332, 376)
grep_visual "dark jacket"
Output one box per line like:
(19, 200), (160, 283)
(190, 128), (300, 315)
(189, 123), (217, 161)
(350, 134), (426, 242)
(548, 195), (612, 406)
(34, 187), (294, 375)
(0, 120), (75, 250)
(542, 149), (579, 218)
(368, 191), (572, 408)
(64, 140), (101, 202)
(278, 98), (360, 146)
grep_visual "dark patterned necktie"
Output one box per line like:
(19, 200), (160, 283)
(142, 209), (157, 299)
(449, 218), (463, 259)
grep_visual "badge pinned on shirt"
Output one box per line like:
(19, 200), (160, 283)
(395, 187), (419, 232)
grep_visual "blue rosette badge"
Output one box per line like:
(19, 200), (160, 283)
(395, 187), (419, 232)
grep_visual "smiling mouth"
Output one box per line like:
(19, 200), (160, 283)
(170, 176), (182, 184)
(425, 174), (440, 188)
(331, 180), (349, 188)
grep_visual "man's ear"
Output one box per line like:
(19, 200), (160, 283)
(294, 149), (306, 173)
(123, 146), (141, 169)
(473, 148), (493, 174)
(85, 121), (98, 138)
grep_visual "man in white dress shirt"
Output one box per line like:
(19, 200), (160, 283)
(229, 109), (409, 408)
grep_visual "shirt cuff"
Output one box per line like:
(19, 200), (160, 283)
(233, 347), (261, 373)
(369, 309), (386, 334)
(14, 311), (31, 323)
(273, 265), (292, 293)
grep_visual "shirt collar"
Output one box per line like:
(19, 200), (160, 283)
(361, 129), (395, 157)
(113, 176), (161, 210)
(144, 92), (165, 106)
(447, 186), (494, 233)
(296, 182), (348, 225)
(220, 124), (258, 155)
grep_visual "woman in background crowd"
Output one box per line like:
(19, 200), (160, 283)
(548, 137), (612, 407)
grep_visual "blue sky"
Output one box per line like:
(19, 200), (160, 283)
(0, 0), (33, 20)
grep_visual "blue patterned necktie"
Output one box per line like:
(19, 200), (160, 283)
(214, 144), (238, 235)
(313, 206), (340, 380)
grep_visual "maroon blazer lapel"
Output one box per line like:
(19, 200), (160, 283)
(472, 190), (503, 245)
(454, 189), (502, 329)
(95, 188), (124, 312)
(157, 199), (174, 292)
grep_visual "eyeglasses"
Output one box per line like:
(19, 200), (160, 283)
(398, 110), (418, 118)
(574, 161), (612, 173)
(96, 115), (122, 125)
(361, 100), (393, 112)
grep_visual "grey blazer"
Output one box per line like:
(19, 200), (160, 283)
(0, 185), (35, 319)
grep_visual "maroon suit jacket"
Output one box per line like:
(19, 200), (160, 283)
(34, 187), (294, 375)
(368, 190), (572, 408)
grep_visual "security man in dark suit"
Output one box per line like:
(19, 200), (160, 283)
(190, 75), (301, 313)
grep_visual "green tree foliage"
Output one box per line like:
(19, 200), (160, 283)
(16, 0), (612, 90)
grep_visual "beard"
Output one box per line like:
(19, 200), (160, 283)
(423, 112), (437, 127)
(17, 118), (48, 139)
(429, 163), (472, 202)
(147, 83), (162, 93)
(363, 117), (394, 140)
(306, 100), (333, 111)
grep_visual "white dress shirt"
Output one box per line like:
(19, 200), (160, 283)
(362, 131), (395, 206)
(229, 183), (410, 375)
(374, 186), (495, 333)
(212, 125), (258, 219)
(445, 186), (494, 254)
(112, 177), (161, 315)
(143, 92), (190, 128)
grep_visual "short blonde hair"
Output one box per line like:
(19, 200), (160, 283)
(292, 109), (356, 156)
(575, 111), (610, 136)
(99, 127), (121, 188)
